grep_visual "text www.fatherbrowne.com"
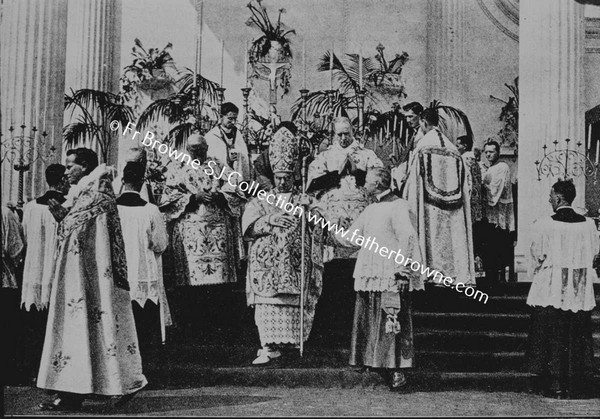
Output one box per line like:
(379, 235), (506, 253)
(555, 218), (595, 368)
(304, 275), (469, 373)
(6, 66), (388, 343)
(114, 120), (488, 304)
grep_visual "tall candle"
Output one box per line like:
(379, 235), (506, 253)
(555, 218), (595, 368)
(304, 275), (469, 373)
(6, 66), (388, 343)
(302, 40), (307, 90)
(399, 120), (403, 140)
(596, 139), (600, 165)
(587, 124), (592, 152)
(379, 128), (383, 146)
(245, 41), (249, 88)
(51, 125), (55, 146)
(10, 108), (13, 126)
(220, 40), (225, 87)
(330, 42), (334, 90)
(198, 1), (203, 78)
(387, 119), (391, 136)
(358, 49), (363, 90)
(393, 115), (397, 137)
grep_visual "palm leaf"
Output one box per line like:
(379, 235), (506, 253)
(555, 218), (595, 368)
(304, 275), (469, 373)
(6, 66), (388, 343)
(290, 90), (349, 122)
(429, 100), (474, 142)
(165, 122), (195, 150)
(137, 96), (191, 131)
(177, 68), (221, 103)
(63, 119), (102, 148)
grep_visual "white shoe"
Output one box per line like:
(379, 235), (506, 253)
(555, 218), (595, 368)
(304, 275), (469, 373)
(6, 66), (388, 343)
(252, 348), (281, 365)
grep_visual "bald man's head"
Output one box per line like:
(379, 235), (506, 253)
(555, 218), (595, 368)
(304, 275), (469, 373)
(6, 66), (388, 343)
(187, 133), (208, 161)
(333, 117), (354, 148)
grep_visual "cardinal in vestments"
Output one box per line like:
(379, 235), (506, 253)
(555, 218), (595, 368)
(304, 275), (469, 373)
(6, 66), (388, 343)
(306, 116), (383, 334)
(402, 108), (475, 286)
(243, 123), (325, 365)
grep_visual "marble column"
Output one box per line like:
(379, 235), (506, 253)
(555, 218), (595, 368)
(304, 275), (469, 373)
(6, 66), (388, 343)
(517, 0), (586, 272)
(426, 0), (467, 141)
(1, 0), (68, 206)
(64, 0), (121, 165)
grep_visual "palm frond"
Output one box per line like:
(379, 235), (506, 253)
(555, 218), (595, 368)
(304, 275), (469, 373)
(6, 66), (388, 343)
(137, 96), (191, 131)
(177, 68), (221, 104)
(429, 100), (474, 142)
(63, 119), (102, 148)
(165, 122), (195, 150)
(290, 90), (349, 122)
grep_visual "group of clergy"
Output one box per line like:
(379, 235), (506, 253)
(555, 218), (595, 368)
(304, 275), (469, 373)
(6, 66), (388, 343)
(2, 98), (598, 410)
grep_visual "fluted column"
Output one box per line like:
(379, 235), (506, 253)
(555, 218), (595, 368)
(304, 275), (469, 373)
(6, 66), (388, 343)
(1, 0), (68, 205)
(426, 0), (467, 140)
(517, 0), (585, 268)
(64, 0), (121, 164)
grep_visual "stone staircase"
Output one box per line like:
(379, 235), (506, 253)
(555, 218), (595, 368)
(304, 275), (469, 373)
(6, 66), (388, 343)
(143, 283), (600, 390)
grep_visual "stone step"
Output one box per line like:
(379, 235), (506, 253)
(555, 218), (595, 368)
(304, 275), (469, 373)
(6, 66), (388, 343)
(146, 342), (600, 373)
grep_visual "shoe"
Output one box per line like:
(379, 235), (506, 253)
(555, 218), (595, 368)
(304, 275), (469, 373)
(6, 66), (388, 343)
(541, 388), (570, 399)
(39, 397), (82, 411)
(252, 348), (281, 365)
(389, 371), (408, 392)
(113, 388), (142, 407)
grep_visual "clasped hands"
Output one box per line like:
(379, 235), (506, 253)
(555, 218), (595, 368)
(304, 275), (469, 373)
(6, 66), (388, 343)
(195, 189), (219, 204)
(394, 266), (412, 293)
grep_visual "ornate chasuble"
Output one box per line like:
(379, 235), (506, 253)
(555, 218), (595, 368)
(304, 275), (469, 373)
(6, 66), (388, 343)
(161, 160), (245, 286)
(402, 129), (475, 285)
(37, 165), (146, 396)
(242, 191), (325, 305)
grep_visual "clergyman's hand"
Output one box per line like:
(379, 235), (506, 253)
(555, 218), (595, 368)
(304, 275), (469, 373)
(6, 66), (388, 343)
(269, 213), (297, 229)
(48, 198), (69, 222)
(195, 189), (216, 204)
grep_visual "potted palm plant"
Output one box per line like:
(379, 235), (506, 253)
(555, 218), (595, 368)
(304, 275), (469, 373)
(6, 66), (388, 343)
(136, 68), (221, 150)
(63, 88), (134, 163)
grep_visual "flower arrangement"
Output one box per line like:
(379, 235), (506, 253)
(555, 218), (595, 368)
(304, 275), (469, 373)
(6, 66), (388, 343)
(120, 39), (176, 103)
(246, 0), (295, 63)
(490, 77), (519, 150)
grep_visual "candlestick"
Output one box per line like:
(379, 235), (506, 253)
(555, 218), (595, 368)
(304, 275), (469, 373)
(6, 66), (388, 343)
(302, 40), (307, 90)
(330, 42), (334, 90)
(220, 40), (225, 87)
(358, 50), (363, 90)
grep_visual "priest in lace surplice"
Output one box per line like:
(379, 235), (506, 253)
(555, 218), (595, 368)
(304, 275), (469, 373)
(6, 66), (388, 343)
(482, 140), (515, 285)
(21, 164), (70, 311)
(306, 116), (383, 332)
(242, 123), (325, 365)
(117, 161), (171, 353)
(525, 180), (599, 398)
(402, 108), (475, 286)
(20, 164), (70, 382)
(333, 168), (424, 391)
(37, 148), (146, 411)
